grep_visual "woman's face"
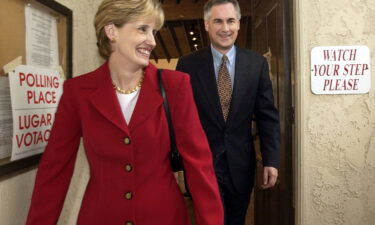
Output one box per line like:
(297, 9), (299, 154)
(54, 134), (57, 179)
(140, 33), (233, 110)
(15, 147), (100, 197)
(108, 17), (157, 68)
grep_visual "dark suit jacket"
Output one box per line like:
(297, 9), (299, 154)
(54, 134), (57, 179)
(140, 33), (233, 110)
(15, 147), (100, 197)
(26, 62), (223, 225)
(176, 46), (280, 193)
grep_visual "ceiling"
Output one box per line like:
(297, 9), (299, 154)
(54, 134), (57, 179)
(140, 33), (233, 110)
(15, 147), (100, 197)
(152, 0), (252, 61)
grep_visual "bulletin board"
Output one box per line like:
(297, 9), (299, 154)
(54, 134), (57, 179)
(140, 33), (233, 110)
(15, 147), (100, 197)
(0, 0), (72, 77)
(0, 0), (72, 177)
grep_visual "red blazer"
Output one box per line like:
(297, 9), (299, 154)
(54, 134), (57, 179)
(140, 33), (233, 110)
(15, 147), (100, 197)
(26, 62), (224, 225)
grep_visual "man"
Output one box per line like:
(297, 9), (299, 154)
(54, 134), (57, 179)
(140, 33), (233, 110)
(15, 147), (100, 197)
(176, 0), (280, 224)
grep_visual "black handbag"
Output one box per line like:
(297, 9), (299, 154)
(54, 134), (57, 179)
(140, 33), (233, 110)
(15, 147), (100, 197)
(157, 69), (191, 197)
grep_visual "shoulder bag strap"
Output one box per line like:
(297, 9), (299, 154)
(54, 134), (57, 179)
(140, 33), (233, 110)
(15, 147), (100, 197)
(157, 69), (180, 169)
(157, 69), (191, 197)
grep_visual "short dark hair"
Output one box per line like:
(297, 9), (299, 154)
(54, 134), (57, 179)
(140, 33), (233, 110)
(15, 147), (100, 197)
(203, 0), (241, 20)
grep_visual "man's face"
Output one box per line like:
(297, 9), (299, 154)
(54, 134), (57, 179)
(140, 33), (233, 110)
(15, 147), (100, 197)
(205, 3), (240, 54)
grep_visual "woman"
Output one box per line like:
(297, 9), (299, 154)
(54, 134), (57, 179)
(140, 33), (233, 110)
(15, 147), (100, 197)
(26, 0), (224, 224)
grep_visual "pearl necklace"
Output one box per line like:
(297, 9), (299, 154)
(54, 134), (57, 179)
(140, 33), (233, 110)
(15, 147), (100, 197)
(113, 74), (144, 94)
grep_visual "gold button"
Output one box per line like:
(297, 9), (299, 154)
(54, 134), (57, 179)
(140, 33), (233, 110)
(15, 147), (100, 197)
(124, 192), (133, 200)
(125, 164), (132, 172)
(125, 221), (133, 225)
(123, 137), (131, 145)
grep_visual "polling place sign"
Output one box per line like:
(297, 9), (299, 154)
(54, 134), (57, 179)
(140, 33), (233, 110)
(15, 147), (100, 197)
(8, 65), (63, 161)
(311, 46), (371, 94)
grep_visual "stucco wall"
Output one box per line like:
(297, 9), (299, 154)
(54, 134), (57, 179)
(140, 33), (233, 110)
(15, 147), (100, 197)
(0, 170), (36, 225)
(295, 0), (375, 224)
(0, 0), (102, 224)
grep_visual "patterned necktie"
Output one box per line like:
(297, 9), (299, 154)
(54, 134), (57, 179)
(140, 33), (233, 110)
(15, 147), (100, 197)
(217, 55), (232, 121)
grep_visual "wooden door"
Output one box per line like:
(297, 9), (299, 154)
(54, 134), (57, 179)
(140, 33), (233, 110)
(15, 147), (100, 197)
(248, 0), (294, 224)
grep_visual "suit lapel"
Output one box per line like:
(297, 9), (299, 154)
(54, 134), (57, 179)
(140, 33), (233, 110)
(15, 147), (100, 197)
(195, 48), (225, 126)
(87, 63), (163, 134)
(227, 47), (252, 123)
(88, 63), (129, 134)
(128, 64), (163, 131)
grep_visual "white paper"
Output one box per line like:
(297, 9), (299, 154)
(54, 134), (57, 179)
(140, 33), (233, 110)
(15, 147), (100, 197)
(8, 65), (63, 161)
(25, 3), (59, 68)
(0, 77), (12, 160)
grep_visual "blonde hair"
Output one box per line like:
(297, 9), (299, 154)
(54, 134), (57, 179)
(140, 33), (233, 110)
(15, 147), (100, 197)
(94, 0), (164, 59)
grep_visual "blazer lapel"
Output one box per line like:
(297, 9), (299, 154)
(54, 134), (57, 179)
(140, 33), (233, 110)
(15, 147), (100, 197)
(128, 64), (163, 131)
(195, 48), (225, 126)
(227, 47), (251, 123)
(88, 63), (129, 134)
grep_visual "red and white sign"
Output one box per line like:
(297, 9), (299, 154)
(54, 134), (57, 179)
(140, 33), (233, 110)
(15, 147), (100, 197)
(8, 65), (63, 161)
(311, 46), (371, 94)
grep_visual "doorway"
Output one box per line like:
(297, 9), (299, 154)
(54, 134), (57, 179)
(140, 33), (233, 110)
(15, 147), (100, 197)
(248, 0), (294, 224)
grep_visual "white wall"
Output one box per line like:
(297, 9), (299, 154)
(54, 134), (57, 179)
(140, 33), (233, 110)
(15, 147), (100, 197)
(295, 0), (375, 224)
(0, 170), (36, 225)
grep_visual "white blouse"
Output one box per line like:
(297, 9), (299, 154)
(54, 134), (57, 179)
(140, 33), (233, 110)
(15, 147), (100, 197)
(116, 89), (140, 125)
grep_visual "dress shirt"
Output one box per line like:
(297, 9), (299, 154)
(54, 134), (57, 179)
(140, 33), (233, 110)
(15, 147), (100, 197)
(211, 44), (236, 89)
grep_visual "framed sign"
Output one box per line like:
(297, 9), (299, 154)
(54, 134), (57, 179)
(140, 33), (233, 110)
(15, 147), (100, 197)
(311, 45), (371, 94)
(0, 0), (72, 177)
